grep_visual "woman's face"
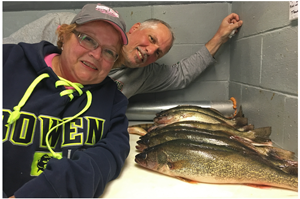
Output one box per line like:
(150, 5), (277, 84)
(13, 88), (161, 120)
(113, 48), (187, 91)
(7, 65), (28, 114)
(57, 20), (122, 85)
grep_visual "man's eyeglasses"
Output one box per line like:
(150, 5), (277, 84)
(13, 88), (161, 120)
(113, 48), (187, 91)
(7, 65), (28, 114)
(72, 30), (119, 63)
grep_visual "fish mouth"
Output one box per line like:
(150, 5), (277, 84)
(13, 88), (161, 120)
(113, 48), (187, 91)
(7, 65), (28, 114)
(136, 144), (147, 152)
(135, 153), (147, 166)
(136, 139), (149, 151)
(153, 117), (163, 124)
(81, 61), (98, 70)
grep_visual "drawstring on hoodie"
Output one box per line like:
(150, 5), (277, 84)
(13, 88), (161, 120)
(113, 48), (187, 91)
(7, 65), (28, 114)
(6, 73), (92, 160)
(7, 73), (50, 125)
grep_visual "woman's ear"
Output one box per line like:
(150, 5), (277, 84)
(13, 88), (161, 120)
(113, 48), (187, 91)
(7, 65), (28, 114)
(128, 22), (141, 34)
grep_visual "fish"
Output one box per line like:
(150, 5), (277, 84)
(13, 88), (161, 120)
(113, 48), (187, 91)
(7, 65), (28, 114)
(153, 110), (248, 128)
(140, 125), (271, 147)
(156, 105), (244, 119)
(136, 130), (297, 175)
(146, 121), (271, 144)
(135, 139), (298, 191)
(138, 129), (267, 153)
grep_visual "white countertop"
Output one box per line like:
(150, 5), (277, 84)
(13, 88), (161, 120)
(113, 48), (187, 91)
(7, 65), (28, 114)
(100, 122), (298, 198)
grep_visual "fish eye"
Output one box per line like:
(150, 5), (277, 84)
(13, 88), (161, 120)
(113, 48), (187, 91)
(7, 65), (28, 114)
(137, 152), (147, 160)
(167, 162), (173, 169)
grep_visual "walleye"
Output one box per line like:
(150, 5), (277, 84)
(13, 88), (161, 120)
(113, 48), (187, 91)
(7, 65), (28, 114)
(136, 130), (297, 175)
(146, 121), (271, 144)
(153, 110), (248, 128)
(156, 105), (244, 119)
(138, 129), (268, 154)
(140, 125), (272, 147)
(135, 139), (298, 191)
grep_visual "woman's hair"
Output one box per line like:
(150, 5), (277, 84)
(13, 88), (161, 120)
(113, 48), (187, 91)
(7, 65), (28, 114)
(56, 23), (77, 51)
(140, 18), (175, 48)
(55, 23), (124, 66)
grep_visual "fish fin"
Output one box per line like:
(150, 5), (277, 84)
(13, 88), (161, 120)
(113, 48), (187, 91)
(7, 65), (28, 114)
(251, 137), (273, 146)
(238, 124), (254, 131)
(233, 117), (248, 127)
(176, 177), (198, 184)
(128, 127), (147, 136)
(244, 184), (272, 189)
(167, 161), (186, 170)
(268, 146), (295, 160)
(251, 126), (272, 138)
(234, 105), (244, 118)
(277, 160), (298, 176)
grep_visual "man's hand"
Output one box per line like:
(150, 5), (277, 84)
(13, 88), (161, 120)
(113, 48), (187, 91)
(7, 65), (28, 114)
(205, 13), (243, 57)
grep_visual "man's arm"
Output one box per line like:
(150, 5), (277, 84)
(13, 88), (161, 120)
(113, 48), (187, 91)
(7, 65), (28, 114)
(205, 13), (243, 57)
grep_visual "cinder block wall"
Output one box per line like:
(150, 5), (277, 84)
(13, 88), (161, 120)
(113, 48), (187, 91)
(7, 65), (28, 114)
(230, 2), (298, 158)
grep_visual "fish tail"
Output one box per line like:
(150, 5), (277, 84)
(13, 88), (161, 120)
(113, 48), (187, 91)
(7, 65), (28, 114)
(267, 146), (295, 161)
(128, 127), (148, 136)
(129, 123), (155, 131)
(233, 117), (248, 127)
(238, 124), (254, 131)
(234, 106), (244, 118)
(251, 126), (272, 139)
(278, 160), (298, 176)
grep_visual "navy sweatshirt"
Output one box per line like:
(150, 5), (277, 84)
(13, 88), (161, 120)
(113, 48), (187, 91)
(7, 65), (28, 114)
(3, 41), (130, 197)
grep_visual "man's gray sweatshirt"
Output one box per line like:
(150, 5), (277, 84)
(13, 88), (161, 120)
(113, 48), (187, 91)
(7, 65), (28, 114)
(3, 12), (216, 99)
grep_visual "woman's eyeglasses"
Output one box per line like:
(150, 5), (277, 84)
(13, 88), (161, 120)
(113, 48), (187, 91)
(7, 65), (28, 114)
(72, 30), (119, 63)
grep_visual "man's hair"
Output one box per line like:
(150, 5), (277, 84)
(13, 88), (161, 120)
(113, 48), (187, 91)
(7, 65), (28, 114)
(140, 18), (175, 49)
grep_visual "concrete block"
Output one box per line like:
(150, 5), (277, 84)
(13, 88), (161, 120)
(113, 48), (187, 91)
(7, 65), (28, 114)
(241, 86), (289, 145)
(152, 3), (229, 44)
(282, 97), (298, 158)
(232, 2), (290, 39)
(230, 36), (261, 85)
(262, 27), (298, 94)
(115, 6), (152, 32)
(129, 81), (229, 102)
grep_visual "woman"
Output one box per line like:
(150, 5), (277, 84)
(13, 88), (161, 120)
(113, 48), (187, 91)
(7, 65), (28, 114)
(3, 3), (129, 198)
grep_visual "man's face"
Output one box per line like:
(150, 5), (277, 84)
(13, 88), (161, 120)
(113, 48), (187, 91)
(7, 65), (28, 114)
(122, 23), (173, 68)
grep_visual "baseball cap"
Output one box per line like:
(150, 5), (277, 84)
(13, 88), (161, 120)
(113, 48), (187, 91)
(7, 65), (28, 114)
(71, 3), (128, 45)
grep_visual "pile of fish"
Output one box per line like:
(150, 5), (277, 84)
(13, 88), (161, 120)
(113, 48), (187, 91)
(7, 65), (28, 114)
(128, 105), (298, 191)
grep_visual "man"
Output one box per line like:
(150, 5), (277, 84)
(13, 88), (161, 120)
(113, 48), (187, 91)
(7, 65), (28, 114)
(3, 12), (243, 98)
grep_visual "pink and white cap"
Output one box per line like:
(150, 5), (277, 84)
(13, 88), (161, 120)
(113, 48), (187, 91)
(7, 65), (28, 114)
(71, 3), (128, 45)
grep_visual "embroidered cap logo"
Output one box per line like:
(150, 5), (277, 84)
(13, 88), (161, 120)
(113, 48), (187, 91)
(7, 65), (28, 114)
(95, 4), (119, 18)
